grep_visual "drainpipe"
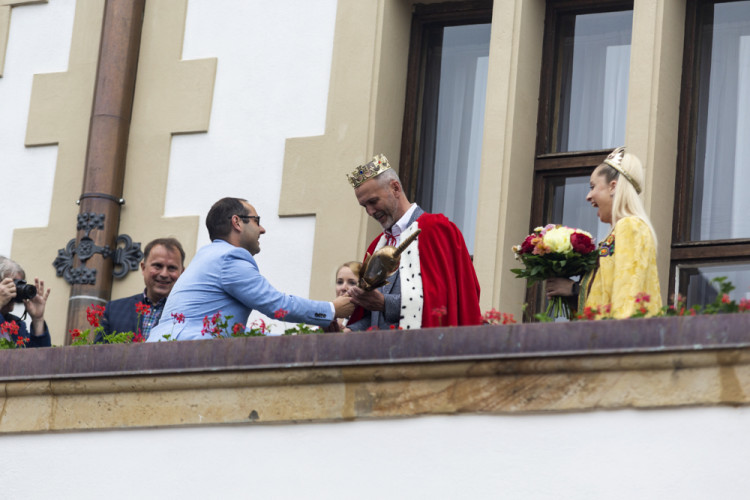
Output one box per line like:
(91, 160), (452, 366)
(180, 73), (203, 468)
(56, 0), (146, 342)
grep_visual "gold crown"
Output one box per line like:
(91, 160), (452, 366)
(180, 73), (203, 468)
(603, 146), (641, 194)
(347, 154), (392, 188)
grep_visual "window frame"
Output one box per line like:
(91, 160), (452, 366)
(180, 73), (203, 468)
(398, 0), (493, 205)
(670, 0), (750, 299)
(525, 0), (634, 320)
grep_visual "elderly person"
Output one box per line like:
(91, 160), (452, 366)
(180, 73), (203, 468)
(0, 257), (51, 347)
(345, 154), (481, 330)
(545, 147), (662, 318)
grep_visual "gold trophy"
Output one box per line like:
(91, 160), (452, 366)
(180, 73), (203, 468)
(359, 229), (421, 291)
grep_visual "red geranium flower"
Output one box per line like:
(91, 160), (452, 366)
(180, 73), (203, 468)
(86, 304), (105, 327)
(250, 318), (267, 334)
(1, 320), (19, 337)
(171, 312), (185, 323)
(634, 292), (651, 304)
(274, 309), (289, 320)
(135, 302), (151, 316)
(232, 323), (245, 335)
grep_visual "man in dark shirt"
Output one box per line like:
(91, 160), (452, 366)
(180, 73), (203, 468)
(0, 257), (52, 348)
(96, 238), (185, 342)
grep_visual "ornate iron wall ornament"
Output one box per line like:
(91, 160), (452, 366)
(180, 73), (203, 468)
(53, 212), (143, 285)
(112, 234), (143, 279)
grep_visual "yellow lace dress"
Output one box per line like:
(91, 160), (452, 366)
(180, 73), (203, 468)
(578, 216), (662, 318)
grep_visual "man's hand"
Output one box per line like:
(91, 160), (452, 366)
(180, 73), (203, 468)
(25, 278), (50, 337)
(347, 286), (385, 312)
(545, 277), (575, 299)
(0, 277), (16, 307)
(333, 295), (355, 319)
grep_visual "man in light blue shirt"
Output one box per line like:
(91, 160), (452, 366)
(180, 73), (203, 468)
(147, 197), (353, 341)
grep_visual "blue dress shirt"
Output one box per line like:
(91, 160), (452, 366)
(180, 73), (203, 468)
(147, 239), (334, 341)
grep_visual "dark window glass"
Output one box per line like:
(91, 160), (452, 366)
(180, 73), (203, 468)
(672, 0), (750, 302)
(688, 1), (750, 241)
(676, 263), (750, 307)
(526, 1), (633, 320)
(551, 10), (633, 153)
(400, 2), (492, 255)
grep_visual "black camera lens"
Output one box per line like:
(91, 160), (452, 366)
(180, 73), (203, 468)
(13, 279), (37, 303)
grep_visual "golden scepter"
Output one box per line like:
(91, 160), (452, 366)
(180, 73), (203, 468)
(359, 229), (421, 291)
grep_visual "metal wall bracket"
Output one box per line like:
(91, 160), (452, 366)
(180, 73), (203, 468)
(53, 212), (143, 285)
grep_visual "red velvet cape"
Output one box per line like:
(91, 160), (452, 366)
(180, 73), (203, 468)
(350, 213), (482, 328)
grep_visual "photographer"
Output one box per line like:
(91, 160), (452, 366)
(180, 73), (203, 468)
(0, 257), (51, 348)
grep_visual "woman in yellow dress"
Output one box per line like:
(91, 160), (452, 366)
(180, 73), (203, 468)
(545, 147), (662, 318)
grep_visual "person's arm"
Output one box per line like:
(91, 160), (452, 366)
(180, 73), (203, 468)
(25, 323), (51, 347)
(24, 278), (50, 338)
(0, 277), (16, 307)
(347, 286), (401, 326)
(222, 249), (337, 327)
(545, 277), (576, 298)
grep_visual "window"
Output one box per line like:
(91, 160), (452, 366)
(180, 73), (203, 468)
(527, 1), (634, 319)
(673, 0), (750, 306)
(399, 1), (492, 255)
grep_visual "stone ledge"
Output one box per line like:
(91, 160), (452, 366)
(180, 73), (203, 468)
(1, 315), (749, 433)
(0, 314), (748, 381)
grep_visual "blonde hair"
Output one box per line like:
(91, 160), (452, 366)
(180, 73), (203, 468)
(597, 152), (657, 248)
(336, 261), (361, 278)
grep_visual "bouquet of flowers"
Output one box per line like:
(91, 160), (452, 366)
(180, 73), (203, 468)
(511, 224), (598, 319)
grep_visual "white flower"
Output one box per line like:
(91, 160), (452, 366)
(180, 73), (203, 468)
(543, 226), (574, 254)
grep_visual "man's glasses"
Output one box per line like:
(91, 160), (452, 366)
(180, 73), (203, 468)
(234, 215), (261, 226)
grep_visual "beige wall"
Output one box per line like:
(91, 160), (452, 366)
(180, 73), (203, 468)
(16, 0), (103, 344)
(6, 0), (690, 332)
(12, 0), (213, 342)
(627, 0), (685, 299)
(283, 0), (684, 315)
(3, 315), (750, 433)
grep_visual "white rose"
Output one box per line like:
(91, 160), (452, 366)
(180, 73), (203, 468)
(543, 226), (574, 254)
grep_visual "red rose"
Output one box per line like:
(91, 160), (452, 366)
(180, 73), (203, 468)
(520, 234), (535, 254)
(570, 232), (595, 254)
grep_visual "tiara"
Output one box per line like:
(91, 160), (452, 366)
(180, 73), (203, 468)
(603, 146), (641, 194)
(347, 154), (392, 189)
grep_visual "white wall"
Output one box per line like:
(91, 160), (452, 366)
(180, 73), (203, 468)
(0, 0), (74, 257)
(0, 0), (337, 306)
(168, 0), (337, 308)
(2, 407), (749, 499)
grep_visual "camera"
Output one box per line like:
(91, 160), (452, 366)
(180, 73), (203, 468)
(13, 279), (37, 303)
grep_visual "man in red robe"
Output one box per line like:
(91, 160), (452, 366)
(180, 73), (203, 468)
(345, 154), (481, 330)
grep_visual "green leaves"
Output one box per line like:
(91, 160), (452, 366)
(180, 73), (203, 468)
(511, 251), (598, 287)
